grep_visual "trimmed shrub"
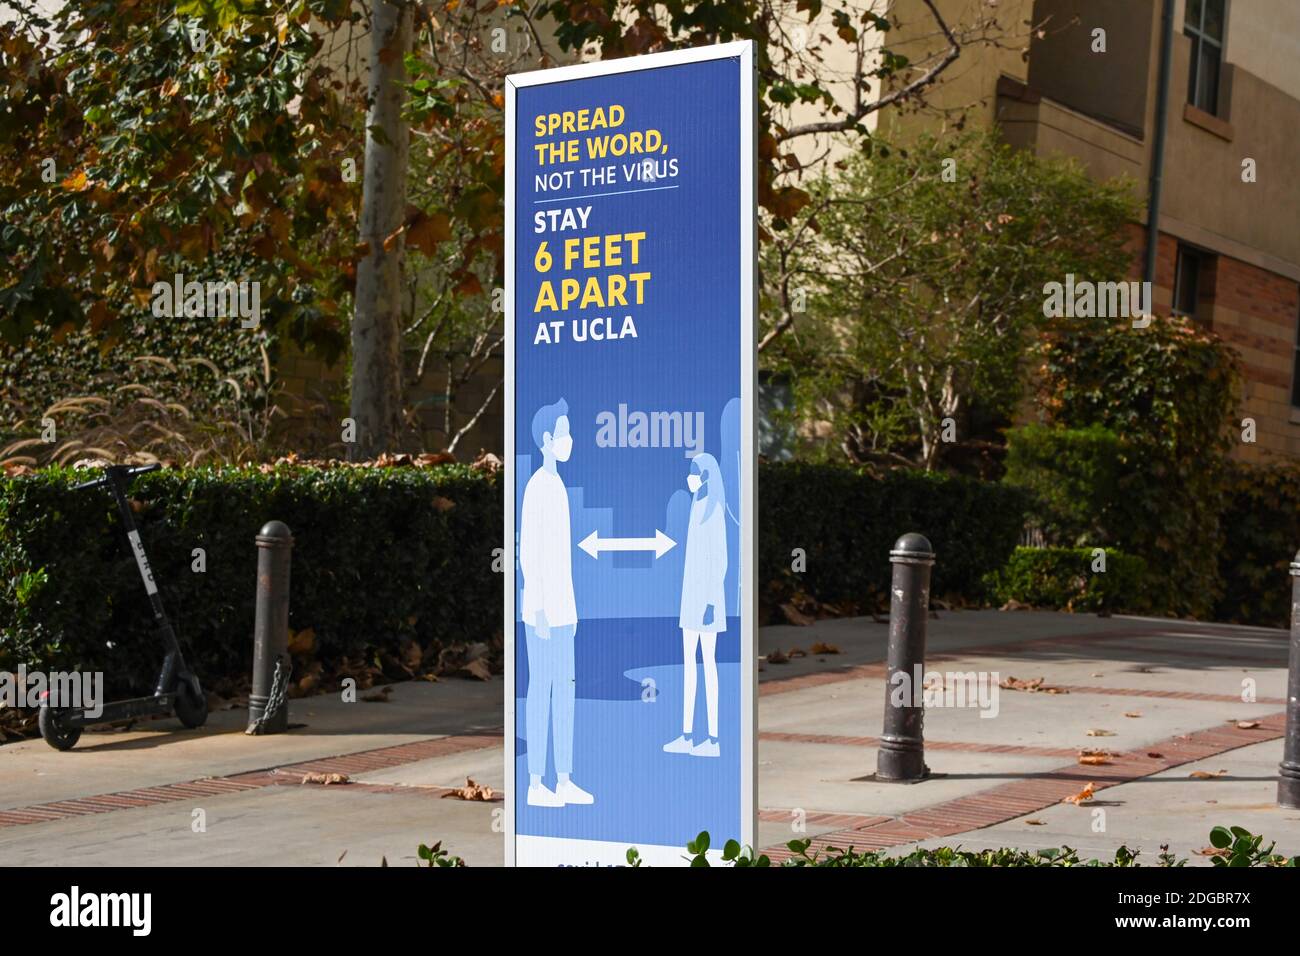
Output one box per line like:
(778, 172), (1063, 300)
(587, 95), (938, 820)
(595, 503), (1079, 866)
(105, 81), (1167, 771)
(3, 462), (1032, 690)
(1035, 315), (1240, 618)
(0, 464), (501, 693)
(984, 546), (1147, 614)
(1002, 424), (1123, 546)
(759, 463), (1030, 610)
(1216, 460), (1300, 628)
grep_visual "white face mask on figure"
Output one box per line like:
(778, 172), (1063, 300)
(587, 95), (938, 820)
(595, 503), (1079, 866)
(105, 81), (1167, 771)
(550, 415), (573, 462)
(687, 473), (703, 494)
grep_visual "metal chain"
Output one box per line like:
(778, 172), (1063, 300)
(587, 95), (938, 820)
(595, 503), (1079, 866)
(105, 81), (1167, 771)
(247, 654), (292, 735)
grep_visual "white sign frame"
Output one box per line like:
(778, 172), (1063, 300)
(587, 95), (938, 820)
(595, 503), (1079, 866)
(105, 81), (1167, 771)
(503, 40), (756, 867)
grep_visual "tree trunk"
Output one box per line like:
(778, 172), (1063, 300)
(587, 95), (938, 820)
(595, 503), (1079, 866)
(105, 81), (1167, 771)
(350, 0), (413, 459)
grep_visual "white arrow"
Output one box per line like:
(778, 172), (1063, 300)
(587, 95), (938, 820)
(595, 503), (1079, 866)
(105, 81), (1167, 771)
(579, 529), (677, 559)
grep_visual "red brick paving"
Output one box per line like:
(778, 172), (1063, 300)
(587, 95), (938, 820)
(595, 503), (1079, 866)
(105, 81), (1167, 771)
(1, 622), (1288, 855)
(760, 713), (1287, 862)
(0, 732), (503, 830)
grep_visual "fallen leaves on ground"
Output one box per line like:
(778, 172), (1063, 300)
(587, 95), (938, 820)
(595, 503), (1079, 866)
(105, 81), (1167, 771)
(999, 599), (1031, 611)
(361, 686), (392, 703)
(1078, 748), (1115, 766)
(459, 658), (492, 681)
(809, 641), (841, 655)
(788, 647), (807, 659)
(1123, 711), (1142, 718)
(766, 648), (789, 664)
(778, 603), (815, 627)
(441, 778), (496, 801)
(1025, 819), (1046, 825)
(1234, 720), (1260, 729)
(1062, 782), (1096, 805)
(1194, 846), (1231, 858)
(301, 772), (349, 785)
(1147, 751), (1165, 759)
(1189, 769), (1228, 779)
(1085, 728), (1116, 737)
(999, 676), (1067, 694)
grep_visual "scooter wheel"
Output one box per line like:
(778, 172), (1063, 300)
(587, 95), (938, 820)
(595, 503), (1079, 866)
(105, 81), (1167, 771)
(38, 707), (82, 751)
(174, 684), (208, 729)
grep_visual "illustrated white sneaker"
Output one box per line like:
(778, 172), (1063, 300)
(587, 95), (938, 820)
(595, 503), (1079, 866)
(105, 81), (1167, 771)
(526, 783), (564, 807)
(690, 738), (720, 758)
(662, 735), (694, 754)
(555, 779), (594, 805)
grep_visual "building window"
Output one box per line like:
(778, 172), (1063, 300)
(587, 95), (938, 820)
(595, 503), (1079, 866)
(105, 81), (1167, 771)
(1172, 245), (1204, 319)
(1185, 0), (1226, 115)
(1292, 295), (1300, 408)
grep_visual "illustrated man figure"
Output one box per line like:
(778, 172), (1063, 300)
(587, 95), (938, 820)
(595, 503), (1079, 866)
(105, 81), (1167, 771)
(519, 398), (594, 807)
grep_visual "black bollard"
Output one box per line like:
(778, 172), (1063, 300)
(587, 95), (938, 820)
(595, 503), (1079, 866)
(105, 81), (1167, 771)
(1279, 548), (1300, 808)
(247, 521), (293, 736)
(877, 532), (935, 782)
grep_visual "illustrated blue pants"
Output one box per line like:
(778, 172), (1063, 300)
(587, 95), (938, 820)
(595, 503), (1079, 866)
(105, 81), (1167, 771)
(524, 623), (576, 778)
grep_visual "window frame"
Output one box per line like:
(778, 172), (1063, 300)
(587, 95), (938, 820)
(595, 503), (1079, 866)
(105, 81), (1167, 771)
(1172, 244), (1204, 320)
(1291, 292), (1300, 409)
(1184, 0), (1227, 115)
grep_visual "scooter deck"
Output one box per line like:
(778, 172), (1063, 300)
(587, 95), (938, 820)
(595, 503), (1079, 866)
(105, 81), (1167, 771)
(61, 694), (175, 728)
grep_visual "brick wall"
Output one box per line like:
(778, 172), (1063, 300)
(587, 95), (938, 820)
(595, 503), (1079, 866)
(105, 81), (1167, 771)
(1124, 224), (1300, 462)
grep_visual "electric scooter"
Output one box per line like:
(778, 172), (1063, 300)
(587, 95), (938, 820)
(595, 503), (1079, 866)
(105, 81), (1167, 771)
(38, 463), (208, 750)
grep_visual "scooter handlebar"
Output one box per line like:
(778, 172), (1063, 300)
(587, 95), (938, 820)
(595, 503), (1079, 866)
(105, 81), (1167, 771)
(69, 462), (161, 491)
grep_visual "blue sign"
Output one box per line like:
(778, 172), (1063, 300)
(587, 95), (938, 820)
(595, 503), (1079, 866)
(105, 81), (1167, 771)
(505, 43), (756, 866)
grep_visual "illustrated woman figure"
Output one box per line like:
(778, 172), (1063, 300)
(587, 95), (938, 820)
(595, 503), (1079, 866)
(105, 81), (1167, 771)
(663, 452), (728, 758)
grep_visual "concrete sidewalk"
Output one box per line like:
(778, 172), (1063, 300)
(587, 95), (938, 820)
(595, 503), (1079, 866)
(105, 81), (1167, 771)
(1, 610), (1296, 866)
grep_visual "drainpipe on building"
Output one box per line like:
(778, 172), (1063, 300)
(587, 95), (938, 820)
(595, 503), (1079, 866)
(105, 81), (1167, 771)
(1144, 0), (1176, 292)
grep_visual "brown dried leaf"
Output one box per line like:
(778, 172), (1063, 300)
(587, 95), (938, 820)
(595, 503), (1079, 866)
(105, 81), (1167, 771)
(287, 627), (316, 657)
(779, 603), (814, 627)
(301, 772), (349, 785)
(441, 777), (496, 801)
(1062, 782), (1096, 805)
(999, 676), (1068, 694)
(1189, 769), (1228, 779)
(460, 658), (492, 681)
(809, 641), (841, 655)
(1235, 720), (1260, 729)
(1085, 728), (1116, 737)
(1078, 754), (1112, 766)
(766, 648), (789, 665)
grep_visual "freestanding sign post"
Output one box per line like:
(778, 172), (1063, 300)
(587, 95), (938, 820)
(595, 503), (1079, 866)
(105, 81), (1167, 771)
(504, 41), (756, 866)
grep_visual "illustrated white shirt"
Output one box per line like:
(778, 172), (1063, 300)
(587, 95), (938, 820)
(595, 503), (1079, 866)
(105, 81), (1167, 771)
(519, 466), (577, 628)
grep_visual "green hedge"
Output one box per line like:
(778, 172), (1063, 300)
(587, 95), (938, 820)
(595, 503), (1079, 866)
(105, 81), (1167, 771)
(2, 462), (1031, 690)
(759, 463), (1030, 609)
(1216, 460), (1300, 628)
(0, 464), (501, 694)
(1003, 424), (1123, 546)
(984, 546), (1147, 614)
